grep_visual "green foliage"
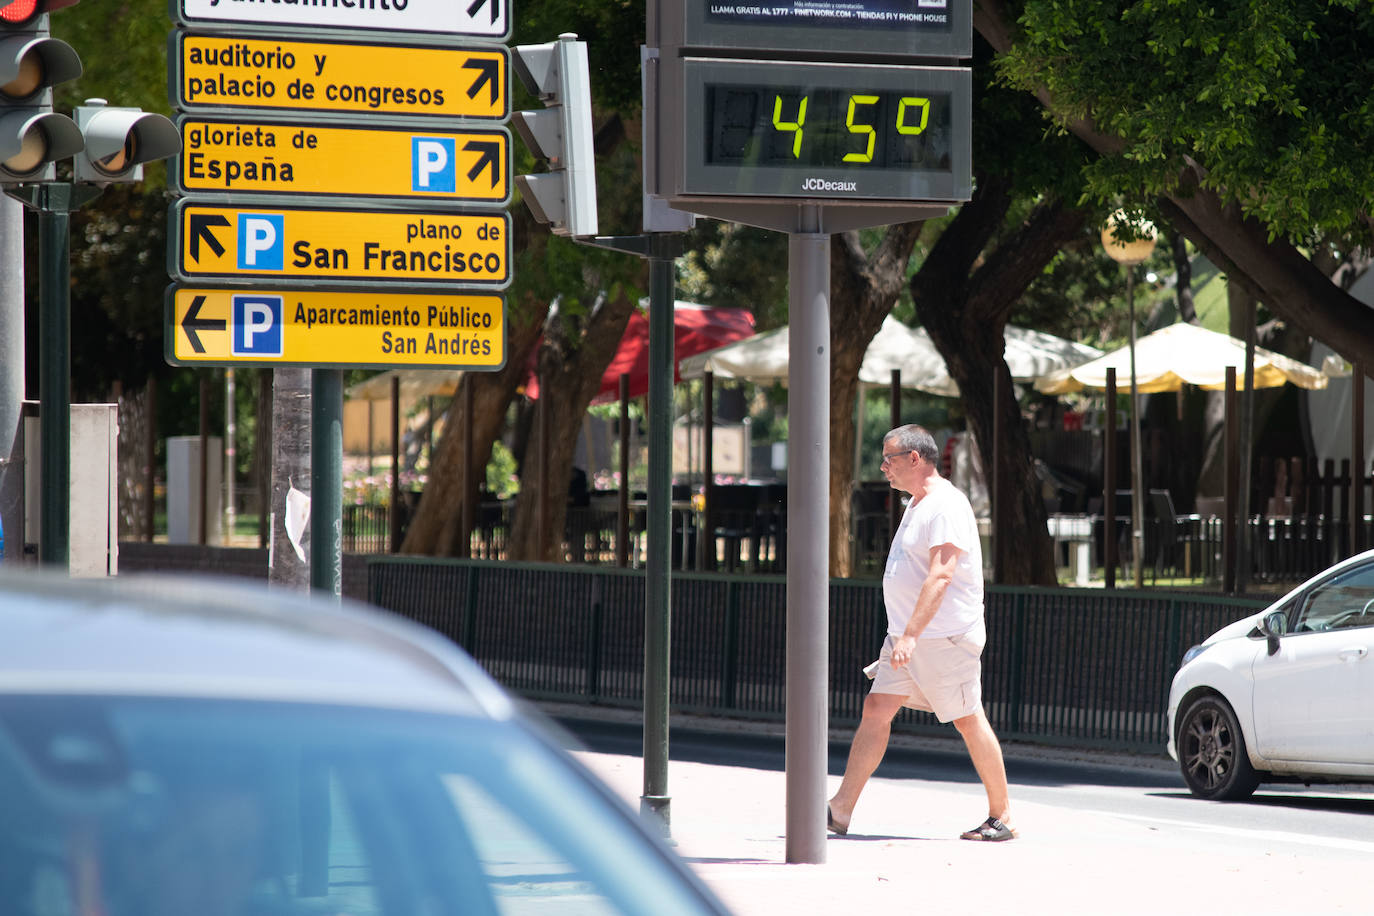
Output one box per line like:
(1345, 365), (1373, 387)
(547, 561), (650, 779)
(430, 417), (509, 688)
(513, 0), (644, 113)
(485, 440), (520, 498)
(1000, 0), (1374, 247)
(677, 223), (789, 329)
(855, 390), (954, 480)
(50, 0), (174, 117)
(1010, 224), (1174, 350)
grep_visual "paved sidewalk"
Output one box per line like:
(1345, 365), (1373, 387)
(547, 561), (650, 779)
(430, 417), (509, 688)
(573, 744), (1367, 916)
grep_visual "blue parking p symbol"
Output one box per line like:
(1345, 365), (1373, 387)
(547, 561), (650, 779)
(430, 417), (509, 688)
(237, 214), (284, 270)
(412, 137), (456, 193)
(232, 295), (283, 356)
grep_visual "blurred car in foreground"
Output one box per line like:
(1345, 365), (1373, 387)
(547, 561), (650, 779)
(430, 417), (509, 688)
(0, 572), (731, 916)
(1167, 550), (1374, 800)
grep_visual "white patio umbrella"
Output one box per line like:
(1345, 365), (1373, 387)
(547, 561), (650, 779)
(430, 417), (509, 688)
(1034, 321), (1328, 394)
(680, 316), (1102, 395)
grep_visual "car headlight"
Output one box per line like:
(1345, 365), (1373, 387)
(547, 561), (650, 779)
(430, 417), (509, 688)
(1181, 643), (1211, 666)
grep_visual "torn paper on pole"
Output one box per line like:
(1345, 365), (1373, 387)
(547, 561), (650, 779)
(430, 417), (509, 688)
(285, 485), (311, 563)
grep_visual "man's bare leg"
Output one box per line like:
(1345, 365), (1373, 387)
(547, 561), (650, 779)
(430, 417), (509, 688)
(827, 692), (908, 831)
(952, 708), (1011, 824)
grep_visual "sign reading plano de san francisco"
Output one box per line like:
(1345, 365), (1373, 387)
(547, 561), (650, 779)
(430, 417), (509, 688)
(167, 286), (506, 369)
(175, 0), (509, 41)
(173, 202), (510, 287)
(174, 116), (510, 205)
(172, 33), (508, 120)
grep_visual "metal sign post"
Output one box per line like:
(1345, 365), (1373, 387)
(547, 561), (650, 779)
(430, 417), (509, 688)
(646, 0), (974, 863)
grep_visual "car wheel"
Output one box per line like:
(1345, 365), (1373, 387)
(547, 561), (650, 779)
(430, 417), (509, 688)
(1177, 695), (1260, 800)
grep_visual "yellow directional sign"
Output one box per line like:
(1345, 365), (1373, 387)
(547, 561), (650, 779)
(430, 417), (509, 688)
(176, 117), (509, 205)
(167, 287), (506, 369)
(172, 33), (508, 121)
(172, 202), (509, 288)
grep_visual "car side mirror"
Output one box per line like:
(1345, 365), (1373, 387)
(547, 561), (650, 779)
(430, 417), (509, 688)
(1259, 610), (1287, 656)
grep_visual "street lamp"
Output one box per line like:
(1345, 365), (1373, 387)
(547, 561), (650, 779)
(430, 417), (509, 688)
(1101, 211), (1157, 588)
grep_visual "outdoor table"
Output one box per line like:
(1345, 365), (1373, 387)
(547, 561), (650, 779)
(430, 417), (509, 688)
(1047, 514), (1094, 585)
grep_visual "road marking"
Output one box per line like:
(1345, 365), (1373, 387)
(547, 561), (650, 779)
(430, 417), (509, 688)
(1093, 809), (1374, 854)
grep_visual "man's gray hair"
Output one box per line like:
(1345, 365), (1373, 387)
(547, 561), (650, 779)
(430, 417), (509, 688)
(885, 424), (940, 464)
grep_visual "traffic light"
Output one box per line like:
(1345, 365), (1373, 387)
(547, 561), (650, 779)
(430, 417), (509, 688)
(511, 33), (597, 238)
(72, 99), (179, 184)
(0, 0), (83, 184)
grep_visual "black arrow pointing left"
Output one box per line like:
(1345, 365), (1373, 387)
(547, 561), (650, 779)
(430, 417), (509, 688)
(463, 58), (501, 106)
(465, 140), (502, 189)
(182, 295), (226, 354)
(188, 213), (230, 263)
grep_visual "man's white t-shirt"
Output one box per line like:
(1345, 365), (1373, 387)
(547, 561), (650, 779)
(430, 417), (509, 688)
(882, 480), (984, 639)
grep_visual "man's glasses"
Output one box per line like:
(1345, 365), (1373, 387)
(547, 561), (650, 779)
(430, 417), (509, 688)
(881, 449), (915, 468)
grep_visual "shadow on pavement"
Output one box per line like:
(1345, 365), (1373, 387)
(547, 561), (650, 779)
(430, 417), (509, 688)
(557, 715), (1182, 791)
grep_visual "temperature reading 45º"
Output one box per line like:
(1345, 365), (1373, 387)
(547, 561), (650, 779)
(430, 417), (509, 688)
(770, 93), (931, 164)
(713, 84), (951, 173)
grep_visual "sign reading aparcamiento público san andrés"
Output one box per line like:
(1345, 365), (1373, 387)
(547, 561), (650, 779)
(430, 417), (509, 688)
(167, 287), (505, 369)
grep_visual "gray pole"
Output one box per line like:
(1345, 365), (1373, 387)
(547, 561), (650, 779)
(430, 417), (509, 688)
(575, 232), (684, 835)
(37, 193), (72, 568)
(642, 235), (675, 831)
(199, 376), (209, 545)
(268, 368), (310, 589)
(1236, 304), (1257, 593)
(9, 183), (100, 569)
(1103, 368), (1118, 588)
(1127, 266), (1146, 588)
(785, 214), (829, 864)
(311, 370), (342, 598)
(0, 195), (24, 565)
(390, 375), (401, 553)
(226, 368), (236, 543)
(617, 372), (630, 568)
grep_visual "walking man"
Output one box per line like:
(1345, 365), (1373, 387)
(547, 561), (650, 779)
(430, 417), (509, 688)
(827, 424), (1016, 841)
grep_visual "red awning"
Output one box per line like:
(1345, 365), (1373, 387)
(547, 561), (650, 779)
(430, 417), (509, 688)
(524, 301), (755, 402)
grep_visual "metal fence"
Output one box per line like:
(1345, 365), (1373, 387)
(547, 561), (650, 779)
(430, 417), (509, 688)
(368, 557), (1267, 752)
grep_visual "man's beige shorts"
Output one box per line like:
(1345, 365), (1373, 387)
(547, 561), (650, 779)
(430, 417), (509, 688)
(870, 626), (985, 723)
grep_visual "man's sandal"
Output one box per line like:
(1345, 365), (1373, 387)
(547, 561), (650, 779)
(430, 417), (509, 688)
(960, 816), (1017, 842)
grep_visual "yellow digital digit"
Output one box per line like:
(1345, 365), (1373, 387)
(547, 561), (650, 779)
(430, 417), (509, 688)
(844, 94), (880, 163)
(772, 94), (808, 158)
(897, 97), (930, 136)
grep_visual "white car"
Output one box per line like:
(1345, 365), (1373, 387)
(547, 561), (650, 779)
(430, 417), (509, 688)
(1167, 549), (1374, 799)
(0, 572), (732, 916)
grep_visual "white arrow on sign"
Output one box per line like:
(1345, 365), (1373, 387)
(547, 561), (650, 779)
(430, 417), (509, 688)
(177, 0), (508, 40)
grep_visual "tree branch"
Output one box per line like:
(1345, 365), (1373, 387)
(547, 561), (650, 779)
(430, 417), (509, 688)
(974, 0), (1374, 366)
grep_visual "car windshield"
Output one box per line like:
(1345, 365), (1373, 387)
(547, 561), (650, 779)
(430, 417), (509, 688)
(0, 696), (711, 916)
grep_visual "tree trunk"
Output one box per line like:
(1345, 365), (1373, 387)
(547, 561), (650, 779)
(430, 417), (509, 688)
(910, 178), (1088, 586)
(508, 289), (638, 562)
(268, 367), (310, 590)
(828, 223), (924, 576)
(1172, 231), (1196, 324)
(400, 289), (549, 555)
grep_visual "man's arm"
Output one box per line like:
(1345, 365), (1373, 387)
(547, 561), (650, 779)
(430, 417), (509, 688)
(890, 542), (961, 668)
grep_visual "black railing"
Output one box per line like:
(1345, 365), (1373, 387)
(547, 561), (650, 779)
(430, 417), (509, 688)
(368, 557), (1266, 752)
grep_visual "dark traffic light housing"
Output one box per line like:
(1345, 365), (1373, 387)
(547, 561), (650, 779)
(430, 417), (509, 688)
(0, 1), (82, 183)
